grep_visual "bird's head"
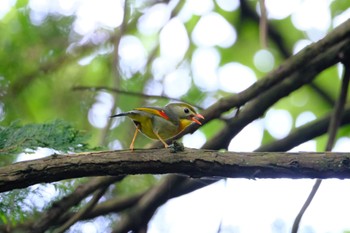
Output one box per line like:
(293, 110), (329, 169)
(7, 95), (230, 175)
(165, 103), (204, 126)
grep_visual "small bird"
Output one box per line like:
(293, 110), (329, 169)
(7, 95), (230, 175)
(111, 102), (204, 150)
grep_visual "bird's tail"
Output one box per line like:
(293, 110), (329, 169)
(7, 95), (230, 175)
(110, 112), (128, 118)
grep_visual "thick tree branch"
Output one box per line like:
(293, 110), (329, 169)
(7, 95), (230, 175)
(2, 150), (350, 193)
(3, 14), (350, 233)
(162, 18), (350, 148)
(112, 175), (188, 233)
(257, 106), (350, 152)
(50, 27), (350, 229)
(240, 0), (334, 106)
(29, 176), (123, 233)
(204, 34), (350, 150)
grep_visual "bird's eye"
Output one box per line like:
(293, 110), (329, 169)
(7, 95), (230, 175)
(184, 108), (190, 114)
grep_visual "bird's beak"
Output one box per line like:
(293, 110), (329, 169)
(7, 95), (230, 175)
(191, 113), (205, 125)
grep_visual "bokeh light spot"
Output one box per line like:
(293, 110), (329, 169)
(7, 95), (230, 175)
(264, 0), (301, 20)
(291, 0), (331, 31)
(73, 0), (124, 35)
(192, 12), (236, 48)
(119, 35), (147, 78)
(333, 8), (350, 28)
(138, 3), (171, 35)
(289, 140), (316, 152)
(264, 109), (293, 139)
(253, 49), (275, 72)
(293, 39), (312, 54)
(216, 0), (239, 12)
(88, 91), (114, 128)
(160, 18), (189, 62)
(333, 137), (350, 152)
(0, 0), (15, 20)
(163, 69), (191, 98)
(192, 47), (220, 91)
(228, 120), (264, 151)
(108, 140), (123, 150)
(183, 130), (206, 149)
(218, 62), (256, 93)
(184, 0), (214, 16)
(295, 111), (316, 127)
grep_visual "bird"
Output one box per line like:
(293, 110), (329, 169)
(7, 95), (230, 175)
(110, 102), (204, 150)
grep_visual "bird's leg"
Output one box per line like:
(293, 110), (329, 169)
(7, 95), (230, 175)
(130, 126), (140, 151)
(154, 132), (169, 148)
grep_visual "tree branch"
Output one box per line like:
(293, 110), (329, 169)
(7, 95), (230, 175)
(291, 54), (350, 233)
(203, 32), (350, 150)
(53, 185), (109, 233)
(112, 175), (188, 233)
(72, 86), (202, 109)
(240, 0), (335, 106)
(29, 176), (123, 233)
(257, 106), (350, 152)
(160, 18), (350, 149)
(2, 150), (350, 193)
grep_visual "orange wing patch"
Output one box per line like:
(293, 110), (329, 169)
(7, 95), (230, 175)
(134, 107), (170, 120)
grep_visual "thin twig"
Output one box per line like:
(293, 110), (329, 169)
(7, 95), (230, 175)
(53, 186), (109, 233)
(240, 0), (289, 57)
(72, 86), (203, 109)
(291, 179), (322, 233)
(291, 60), (350, 233)
(259, 0), (268, 48)
(98, 0), (129, 146)
(30, 177), (122, 233)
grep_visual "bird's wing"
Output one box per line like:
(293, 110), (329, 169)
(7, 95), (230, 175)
(134, 107), (170, 120)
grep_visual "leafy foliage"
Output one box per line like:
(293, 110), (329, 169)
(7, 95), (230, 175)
(0, 120), (91, 156)
(0, 188), (32, 225)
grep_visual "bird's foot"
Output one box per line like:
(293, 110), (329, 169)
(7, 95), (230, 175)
(168, 141), (185, 153)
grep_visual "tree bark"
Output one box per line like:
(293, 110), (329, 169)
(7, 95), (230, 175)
(1, 149), (350, 192)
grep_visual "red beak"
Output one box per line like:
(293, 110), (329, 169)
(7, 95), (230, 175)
(191, 113), (205, 125)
